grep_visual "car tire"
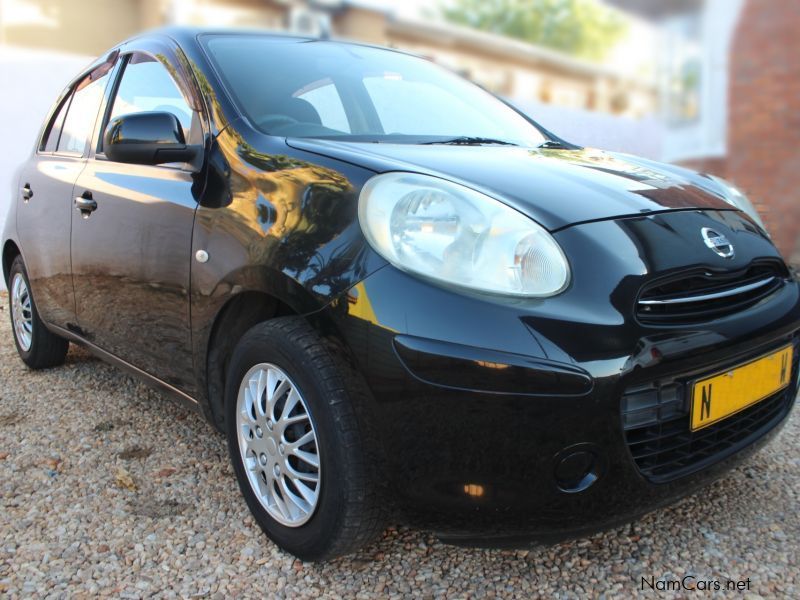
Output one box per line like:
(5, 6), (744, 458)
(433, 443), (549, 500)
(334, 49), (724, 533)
(224, 316), (386, 561)
(7, 256), (69, 369)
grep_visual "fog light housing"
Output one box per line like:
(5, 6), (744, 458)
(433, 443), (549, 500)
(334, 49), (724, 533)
(553, 443), (605, 493)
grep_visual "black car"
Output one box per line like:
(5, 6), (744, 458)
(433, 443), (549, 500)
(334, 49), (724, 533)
(4, 28), (799, 561)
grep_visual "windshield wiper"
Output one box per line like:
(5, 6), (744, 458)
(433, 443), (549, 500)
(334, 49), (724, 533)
(422, 136), (518, 146)
(537, 139), (576, 149)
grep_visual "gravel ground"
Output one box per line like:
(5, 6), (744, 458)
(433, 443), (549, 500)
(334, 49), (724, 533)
(0, 291), (798, 598)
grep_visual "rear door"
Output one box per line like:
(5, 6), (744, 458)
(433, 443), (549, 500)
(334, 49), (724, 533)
(16, 65), (112, 328)
(70, 46), (204, 394)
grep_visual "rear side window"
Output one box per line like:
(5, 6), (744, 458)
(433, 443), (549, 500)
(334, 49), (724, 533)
(57, 69), (110, 155)
(40, 95), (70, 152)
(108, 53), (194, 141)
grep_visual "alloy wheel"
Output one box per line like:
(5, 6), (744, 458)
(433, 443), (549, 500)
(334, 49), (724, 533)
(10, 273), (33, 351)
(236, 363), (321, 527)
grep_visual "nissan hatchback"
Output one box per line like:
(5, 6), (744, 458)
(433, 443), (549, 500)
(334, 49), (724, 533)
(4, 28), (799, 561)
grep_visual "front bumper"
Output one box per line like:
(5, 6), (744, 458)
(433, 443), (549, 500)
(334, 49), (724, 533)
(322, 210), (800, 544)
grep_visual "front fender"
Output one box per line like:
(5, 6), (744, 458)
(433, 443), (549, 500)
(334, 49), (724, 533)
(188, 128), (388, 422)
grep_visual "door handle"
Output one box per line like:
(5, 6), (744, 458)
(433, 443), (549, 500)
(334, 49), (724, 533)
(74, 192), (98, 217)
(21, 184), (33, 202)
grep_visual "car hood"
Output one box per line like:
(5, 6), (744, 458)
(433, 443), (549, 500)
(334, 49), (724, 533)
(286, 139), (735, 231)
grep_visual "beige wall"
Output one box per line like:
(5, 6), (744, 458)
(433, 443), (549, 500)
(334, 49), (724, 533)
(334, 7), (388, 45)
(0, 0), (655, 116)
(174, 0), (285, 29)
(0, 0), (287, 56)
(2, 0), (142, 56)
(387, 31), (653, 116)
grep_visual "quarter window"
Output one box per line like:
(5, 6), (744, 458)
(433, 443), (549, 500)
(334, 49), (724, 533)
(57, 70), (109, 155)
(40, 95), (70, 152)
(108, 53), (195, 142)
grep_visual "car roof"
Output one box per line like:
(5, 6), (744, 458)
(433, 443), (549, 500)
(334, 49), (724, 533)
(132, 26), (404, 52)
(159, 26), (314, 45)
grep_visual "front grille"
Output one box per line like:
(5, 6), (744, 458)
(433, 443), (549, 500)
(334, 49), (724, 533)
(636, 262), (786, 325)
(622, 347), (798, 483)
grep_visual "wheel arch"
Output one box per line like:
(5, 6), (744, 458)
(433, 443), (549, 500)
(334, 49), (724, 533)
(2, 239), (21, 286)
(198, 286), (352, 433)
(201, 289), (294, 431)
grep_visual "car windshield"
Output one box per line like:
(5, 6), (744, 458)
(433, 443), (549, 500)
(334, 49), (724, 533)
(202, 35), (547, 146)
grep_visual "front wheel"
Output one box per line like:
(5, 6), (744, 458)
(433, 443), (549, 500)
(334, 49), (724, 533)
(224, 317), (385, 561)
(7, 256), (68, 369)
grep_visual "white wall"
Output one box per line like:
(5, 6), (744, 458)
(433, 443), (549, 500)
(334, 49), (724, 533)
(660, 0), (744, 162)
(0, 45), (93, 289)
(515, 100), (664, 159)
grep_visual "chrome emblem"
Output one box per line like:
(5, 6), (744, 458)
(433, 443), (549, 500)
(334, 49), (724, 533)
(701, 227), (734, 259)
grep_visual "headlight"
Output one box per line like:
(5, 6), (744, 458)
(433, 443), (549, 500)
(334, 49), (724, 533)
(358, 172), (570, 297)
(708, 175), (766, 230)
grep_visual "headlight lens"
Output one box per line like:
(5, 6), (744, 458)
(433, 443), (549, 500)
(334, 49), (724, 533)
(358, 172), (569, 296)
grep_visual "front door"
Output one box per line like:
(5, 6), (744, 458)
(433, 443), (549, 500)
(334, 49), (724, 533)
(70, 51), (202, 394)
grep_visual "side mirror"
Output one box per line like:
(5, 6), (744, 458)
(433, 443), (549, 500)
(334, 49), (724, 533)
(103, 111), (199, 166)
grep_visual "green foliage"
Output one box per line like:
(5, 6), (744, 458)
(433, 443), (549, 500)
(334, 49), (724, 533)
(439, 0), (628, 61)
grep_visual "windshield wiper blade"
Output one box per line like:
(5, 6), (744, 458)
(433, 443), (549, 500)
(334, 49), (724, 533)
(422, 136), (518, 146)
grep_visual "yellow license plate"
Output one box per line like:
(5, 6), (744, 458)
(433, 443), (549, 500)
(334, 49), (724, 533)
(691, 345), (793, 431)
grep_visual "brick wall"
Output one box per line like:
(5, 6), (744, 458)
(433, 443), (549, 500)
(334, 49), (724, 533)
(679, 157), (728, 181)
(728, 0), (800, 267)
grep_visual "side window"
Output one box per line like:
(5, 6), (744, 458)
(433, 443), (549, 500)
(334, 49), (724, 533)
(295, 80), (350, 133)
(40, 94), (71, 152)
(108, 53), (195, 142)
(57, 70), (109, 155)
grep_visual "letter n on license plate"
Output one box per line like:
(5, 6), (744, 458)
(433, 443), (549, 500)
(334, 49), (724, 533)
(691, 345), (793, 431)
